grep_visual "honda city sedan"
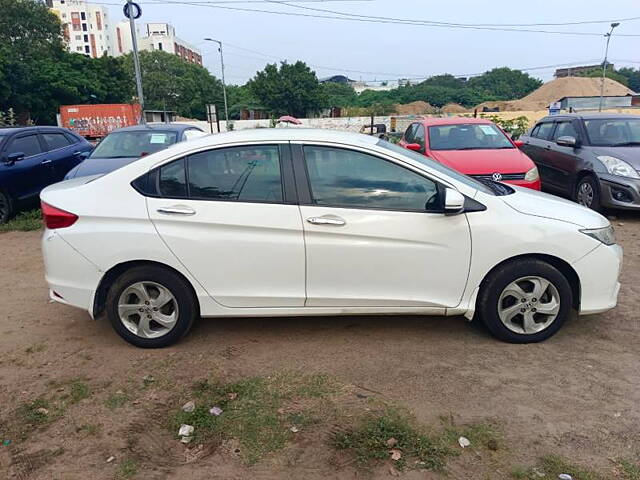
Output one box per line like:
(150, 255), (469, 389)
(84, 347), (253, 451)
(41, 129), (621, 348)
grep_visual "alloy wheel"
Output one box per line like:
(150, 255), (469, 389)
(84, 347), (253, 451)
(117, 281), (179, 338)
(497, 276), (560, 334)
(577, 182), (594, 207)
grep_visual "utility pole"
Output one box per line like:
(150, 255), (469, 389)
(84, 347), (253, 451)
(204, 38), (229, 128)
(599, 22), (620, 112)
(127, 0), (145, 124)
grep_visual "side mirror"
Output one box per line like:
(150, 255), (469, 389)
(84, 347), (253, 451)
(405, 143), (422, 152)
(556, 136), (577, 147)
(444, 188), (465, 215)
(513, 139), (525, 148)
(79, 151), (91, 159)
(6, 152), (25, 163)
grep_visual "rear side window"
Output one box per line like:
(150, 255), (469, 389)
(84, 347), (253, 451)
(159, 158), (187, 197)
(532, 122), (554, 140)
(42, 132), (72, 150)
(8, 135), (42, 157)
(187, 145), (282, 203)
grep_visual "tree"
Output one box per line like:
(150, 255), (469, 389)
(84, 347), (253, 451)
(617, 67), (640, 92)
(248, 61), (325, 117)
(574, 67), (629, 87)
(468, 67), (543, 100)
(124, 50), (223, 120)
(321, 82), (357, 108)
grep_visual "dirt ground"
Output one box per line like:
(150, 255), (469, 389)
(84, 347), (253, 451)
(1, 214), (639, 480)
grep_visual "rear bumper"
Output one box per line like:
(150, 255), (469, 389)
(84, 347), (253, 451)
(598, 174), (640, 210)
(42, 230), (102, 313)
(572, 243), (623, 315)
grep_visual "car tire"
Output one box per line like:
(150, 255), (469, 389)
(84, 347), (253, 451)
(0, 190), (14, 224)
(575, 175), (602, 212)
(106, 265), (198, 348)
(477, 259), (572, 343)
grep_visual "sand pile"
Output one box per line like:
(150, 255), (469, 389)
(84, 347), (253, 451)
(475, 77), (633, 111)
(395, 101), (435, 115)
(441, 103), (469, 114)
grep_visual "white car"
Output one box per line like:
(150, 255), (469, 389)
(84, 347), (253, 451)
(40, 129), (622, 348)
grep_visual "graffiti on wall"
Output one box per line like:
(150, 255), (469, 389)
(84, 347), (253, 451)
(66, 116), (128, 137)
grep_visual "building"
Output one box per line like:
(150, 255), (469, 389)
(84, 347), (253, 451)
(47, 0), (114, 58)
(558, 94), (637, 111)
(114, 22), (202, 66)
(555, 63), (613, 78)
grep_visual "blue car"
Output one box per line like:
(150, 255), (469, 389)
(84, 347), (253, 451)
(65, 124), (206, 180)
(0, 126), (93, 223)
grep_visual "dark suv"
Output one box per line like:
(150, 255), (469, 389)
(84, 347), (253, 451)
(0, 126), (93, 223)
(519, 113), (640, 211)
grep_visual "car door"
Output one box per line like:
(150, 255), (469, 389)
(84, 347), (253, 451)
(545, 120), (582, 194)
(295, 143), (472, 308)
(40, 130), (84, 182)
(1, 132), (49, 200)
(521, 121), (555, 189)
(147, 142), (306, 308)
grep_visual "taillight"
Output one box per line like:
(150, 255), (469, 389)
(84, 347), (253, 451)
(41, 202), (78, 229)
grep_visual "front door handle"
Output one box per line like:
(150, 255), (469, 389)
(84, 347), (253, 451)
(306, 215), (346, 226)
(157, 206), (196, 216)
(41, 159), (52, 165)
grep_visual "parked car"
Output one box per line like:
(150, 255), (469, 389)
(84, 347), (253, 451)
(64, 123), (206, 179)
(519, 113), (640, 211)
(41, 129), (621, 348)
(400, 117), (540, 190)
(0, 126), (92, 223)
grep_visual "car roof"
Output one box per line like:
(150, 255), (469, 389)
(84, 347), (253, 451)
(413, 117), (494, 126)
(537, 113), (640, 122)
(0, 126), (41, 134)
(111, 123), (200, 133)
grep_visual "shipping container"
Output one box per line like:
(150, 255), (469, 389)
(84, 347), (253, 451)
(59, 104), (142, 139)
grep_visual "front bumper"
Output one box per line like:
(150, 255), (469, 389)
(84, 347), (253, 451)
(504, 178), (541, 191)
(598, 174), (640, 210)
(572, 242), (623, 315)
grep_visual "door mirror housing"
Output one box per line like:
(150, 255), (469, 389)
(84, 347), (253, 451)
(405, 143), (423, 152)
(556, 135), (577, 147)
(5, 152), (25, 164)
(513, 139), (525, 148)
(79, 151), (91, 159)
(444, 188), (465, 215)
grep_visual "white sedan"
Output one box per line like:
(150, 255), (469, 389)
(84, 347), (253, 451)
(40, 129), (622, 348)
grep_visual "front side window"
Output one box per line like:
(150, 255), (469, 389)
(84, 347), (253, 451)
(43, 132), (72, 150)
(8, 135), (42, 157)
(533, 122), (554, 140)
(552, 122), (579, 141)
(413, 124), (426, 150)
(91, 131), (178, 159)
(428, 123), (513, 150)
(403, 123), (417, 143)
(584, 118), (640, 146)
(187, 145), (283, 203)
(304, 146), (441, 212)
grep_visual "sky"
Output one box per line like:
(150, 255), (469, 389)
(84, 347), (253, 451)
(102, 0), (640, 85)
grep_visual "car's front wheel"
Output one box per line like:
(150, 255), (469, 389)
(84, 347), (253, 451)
(575, 175), (602, 212)
(477, 259), (573, 343)
(0, 190), (14, 224)
(106, 265), (198, 348)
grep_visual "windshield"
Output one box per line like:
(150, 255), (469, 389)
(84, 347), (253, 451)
(584, 118), (640, 147)
(377, 140), (496, 195)
(428, 123), (513, 151)
(90, 131), (178, 159)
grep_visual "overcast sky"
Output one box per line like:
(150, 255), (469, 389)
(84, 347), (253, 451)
(106, 0), (640, 85)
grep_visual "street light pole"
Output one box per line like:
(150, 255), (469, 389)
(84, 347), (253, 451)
(599, 22), (620, 112)
(127, 0), (145, 124)
(204, 38), (229, 127)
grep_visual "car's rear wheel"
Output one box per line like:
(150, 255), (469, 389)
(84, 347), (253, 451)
(575, 175), (602, 212)
(106, 265), (198, 348)
(0, 190), (14, 224)
(477, 259), (572, 343)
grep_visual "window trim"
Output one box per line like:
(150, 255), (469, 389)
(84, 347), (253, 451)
(138, 143), (295, 205)
(295, 143), (446, 214)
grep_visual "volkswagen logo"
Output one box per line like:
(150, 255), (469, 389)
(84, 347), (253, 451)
(492, 172), (503, 181)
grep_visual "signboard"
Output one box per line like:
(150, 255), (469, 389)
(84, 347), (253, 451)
(123, 2), (142, 20)
(548, 101), (561, 115)
(207, 104), (219, 133)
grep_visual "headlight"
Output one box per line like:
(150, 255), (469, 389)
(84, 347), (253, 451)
(580, 225), (616, 245)
(597, 156), (640, 179)
(524, 166), (539, 182)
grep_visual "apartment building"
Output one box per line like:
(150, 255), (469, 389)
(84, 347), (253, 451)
(47, 0), (114, 58)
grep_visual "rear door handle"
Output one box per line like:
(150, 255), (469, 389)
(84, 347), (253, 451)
(306, 215), (346, 226)
(41, 159), (52, 165)
(157, 206), (196, 216)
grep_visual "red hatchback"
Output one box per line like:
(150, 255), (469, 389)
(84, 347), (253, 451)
(399, 117), (541, 190)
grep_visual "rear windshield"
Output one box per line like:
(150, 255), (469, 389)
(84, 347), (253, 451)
(583, 118), (640, 147)
(90, 131), (178, 159)
(428, 123), (513, 150)
(376, 140), (496, 195)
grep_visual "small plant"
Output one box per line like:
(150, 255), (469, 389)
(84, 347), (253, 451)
(69, 380), (90, 403)
(617, 459), (640, 480)
(511, 454), (604, 480)
(76, 423), (101, 436)
(25, 343), (46, 354)
(17, 398), (57, 426)
(105, 391), (129, 409)
(116, 458), (138, 479)
(0, 210), (42, 233)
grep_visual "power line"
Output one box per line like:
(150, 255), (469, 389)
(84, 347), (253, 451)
(143, 0), (640, 37)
